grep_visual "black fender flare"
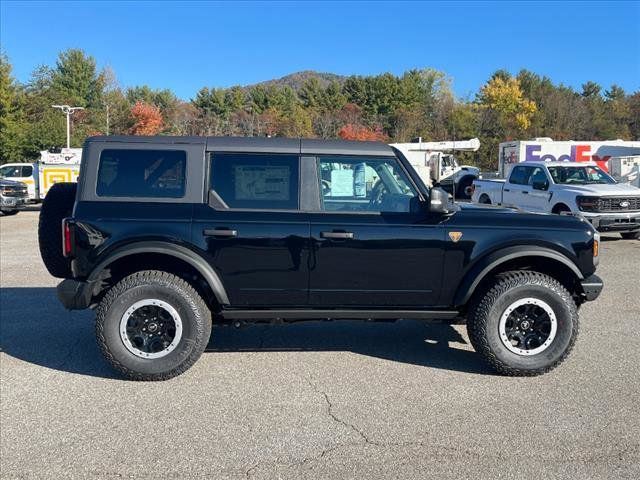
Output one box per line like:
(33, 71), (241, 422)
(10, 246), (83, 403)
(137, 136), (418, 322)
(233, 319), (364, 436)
(87, 241), (230, 305)
(453, 245), (584, 307)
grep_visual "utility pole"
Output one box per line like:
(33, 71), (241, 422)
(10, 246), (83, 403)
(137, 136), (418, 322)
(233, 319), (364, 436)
(105, 104), (110, 136)
(51, 105), (85, 148)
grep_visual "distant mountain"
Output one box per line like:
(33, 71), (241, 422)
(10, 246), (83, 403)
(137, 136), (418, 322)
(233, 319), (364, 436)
(249, 70), (347, 91)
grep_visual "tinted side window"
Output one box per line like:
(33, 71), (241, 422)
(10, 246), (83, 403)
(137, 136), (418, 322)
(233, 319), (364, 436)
(97, 149), (186, 198)
(509, 166), (532, 185)
(529, 167), (548, 186)
(22, 165), (33, 177)
(210, 153), (299, 210)
(318, 156), (418, 213)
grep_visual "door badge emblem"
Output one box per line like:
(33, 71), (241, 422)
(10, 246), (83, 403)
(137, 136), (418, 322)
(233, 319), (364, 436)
(449, 231), (463, 243)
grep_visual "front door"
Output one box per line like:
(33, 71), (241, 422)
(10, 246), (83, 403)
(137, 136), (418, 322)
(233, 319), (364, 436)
(525, 166), (552, 212)
(502, 164), (532, 209)
(192, 152), (310, 307)
(309, 155), (445, 307)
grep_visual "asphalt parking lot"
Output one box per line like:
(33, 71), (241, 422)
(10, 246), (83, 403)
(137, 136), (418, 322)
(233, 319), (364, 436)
(1, 209), (639, 479)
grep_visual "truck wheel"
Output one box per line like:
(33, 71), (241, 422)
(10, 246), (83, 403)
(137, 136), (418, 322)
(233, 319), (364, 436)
(620, 231), (640, 240)
(0, 210), (19, 216)
(467, 271), (578, 376)
(38, 182), (77, 278)
(456, 176), (475, 200)
(552, 204), (571, 215)
(96, 270), (212, 381)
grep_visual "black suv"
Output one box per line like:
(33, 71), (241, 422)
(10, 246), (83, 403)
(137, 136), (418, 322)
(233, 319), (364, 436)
(38, 136), (603, 380)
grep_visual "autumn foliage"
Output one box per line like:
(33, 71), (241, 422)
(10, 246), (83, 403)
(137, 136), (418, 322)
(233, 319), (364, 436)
(337, 124), (388, 141)
(129, 101), (163, 135)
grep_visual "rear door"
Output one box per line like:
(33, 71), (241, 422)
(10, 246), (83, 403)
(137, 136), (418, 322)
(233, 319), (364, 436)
(308, 154), (445, 307)
(191, 152), (310, 307)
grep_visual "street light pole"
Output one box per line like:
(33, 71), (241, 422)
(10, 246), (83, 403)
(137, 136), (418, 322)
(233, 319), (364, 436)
(51, 105), (85, 148)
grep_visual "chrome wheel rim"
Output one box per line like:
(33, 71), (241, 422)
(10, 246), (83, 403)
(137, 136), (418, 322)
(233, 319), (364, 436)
(499, 298), (557, 356)
(119, 299), (182, 359)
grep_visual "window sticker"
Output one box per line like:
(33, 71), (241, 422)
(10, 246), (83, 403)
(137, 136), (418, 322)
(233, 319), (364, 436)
(234, 165), (290, 201)
(330, 169), (354, 197)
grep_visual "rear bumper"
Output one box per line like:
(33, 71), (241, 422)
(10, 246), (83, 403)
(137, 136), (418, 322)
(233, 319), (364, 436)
(580, 274), (604, 302)
(581, 212), (640, 232)
(57, 279), (97, 310)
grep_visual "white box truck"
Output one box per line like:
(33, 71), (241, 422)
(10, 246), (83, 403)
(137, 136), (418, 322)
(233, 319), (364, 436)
(0, 148), (81, 202)
(390, 138), (481, 199)
(498, 138), (640, 178)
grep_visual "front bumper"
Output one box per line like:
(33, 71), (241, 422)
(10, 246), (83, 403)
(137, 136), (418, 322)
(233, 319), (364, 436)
(57, 279), (98, 310)
(580, 274), (604, 302)
(0, 195), (29, 210)
(580, 211), (640, 232)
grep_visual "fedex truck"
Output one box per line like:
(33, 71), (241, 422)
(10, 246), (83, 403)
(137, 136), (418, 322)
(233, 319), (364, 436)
(498, 138), (640, 178)
(0, 148), (81, 202)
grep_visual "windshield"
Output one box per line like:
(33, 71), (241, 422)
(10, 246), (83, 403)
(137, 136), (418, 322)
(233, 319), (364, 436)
(547, 165), (616, 185)
(0, 165), (22, 178)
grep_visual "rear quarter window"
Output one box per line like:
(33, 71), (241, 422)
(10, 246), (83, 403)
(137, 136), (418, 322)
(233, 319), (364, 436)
(96, 149), (186, 198)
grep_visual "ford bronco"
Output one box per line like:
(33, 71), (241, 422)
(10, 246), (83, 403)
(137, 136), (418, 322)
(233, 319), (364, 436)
(38, 136), (604, 380)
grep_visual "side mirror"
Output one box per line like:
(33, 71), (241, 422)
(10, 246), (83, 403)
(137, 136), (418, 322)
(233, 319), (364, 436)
(429, 187), (450, 214)
(532, 180), (549, 191)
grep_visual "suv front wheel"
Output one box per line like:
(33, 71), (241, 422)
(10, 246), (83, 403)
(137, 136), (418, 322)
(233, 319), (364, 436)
(96, 270), (212, 380)
(467, 271), (578, 376)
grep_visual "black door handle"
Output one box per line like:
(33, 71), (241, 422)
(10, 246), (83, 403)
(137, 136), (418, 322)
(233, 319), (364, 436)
(204, 228), (237, 238)
(504, 188), (510, 192)
(320, 231), (354, 239)
(522, 190), (529, 194)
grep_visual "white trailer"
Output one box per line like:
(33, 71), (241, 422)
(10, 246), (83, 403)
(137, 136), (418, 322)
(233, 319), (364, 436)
(390, 138), (481, 198)
(498, 138), (640, 178)
(609, 156), (640, 188)
(0, 148), (82, 202)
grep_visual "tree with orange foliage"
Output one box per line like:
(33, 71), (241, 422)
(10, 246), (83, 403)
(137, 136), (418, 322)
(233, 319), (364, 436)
(129, 101), (163, 135)
(337, 124), (388, 141)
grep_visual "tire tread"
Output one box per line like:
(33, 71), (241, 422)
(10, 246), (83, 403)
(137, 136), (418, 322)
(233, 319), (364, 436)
(96, 270), (211, 381)
(467, 270), (579, 376)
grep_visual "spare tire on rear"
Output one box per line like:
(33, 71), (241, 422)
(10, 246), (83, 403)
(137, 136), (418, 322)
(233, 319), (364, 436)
(38, 182), (77, 278)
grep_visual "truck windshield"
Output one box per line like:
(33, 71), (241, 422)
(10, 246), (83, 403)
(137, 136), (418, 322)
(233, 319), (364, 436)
(547, 165), (616, 185)
(0, 166), (22, 178)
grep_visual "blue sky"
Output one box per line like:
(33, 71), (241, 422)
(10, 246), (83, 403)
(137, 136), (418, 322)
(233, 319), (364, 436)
(1, 1), (639, 100)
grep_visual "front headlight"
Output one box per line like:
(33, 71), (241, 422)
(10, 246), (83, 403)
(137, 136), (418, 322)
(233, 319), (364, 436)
(576, 196), (600, 212)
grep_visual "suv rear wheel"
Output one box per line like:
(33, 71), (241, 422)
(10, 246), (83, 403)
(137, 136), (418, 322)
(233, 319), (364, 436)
(96, 270), (212, 380)
(467, 271), (578, 376)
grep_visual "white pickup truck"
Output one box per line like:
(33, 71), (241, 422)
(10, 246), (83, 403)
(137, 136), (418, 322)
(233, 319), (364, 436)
(472, 161), (640, 239)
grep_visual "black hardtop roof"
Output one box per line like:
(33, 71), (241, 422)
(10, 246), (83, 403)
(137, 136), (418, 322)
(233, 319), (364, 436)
(84, 135), (395, 156)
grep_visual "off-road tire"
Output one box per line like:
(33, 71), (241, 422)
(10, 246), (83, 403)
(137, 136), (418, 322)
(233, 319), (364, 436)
(38, 182), (77, 278)
(0, 210), (19, 216)
(467, 270), (578, 376)
(96, 270), (212, 381)
(620, 231), (640, 240)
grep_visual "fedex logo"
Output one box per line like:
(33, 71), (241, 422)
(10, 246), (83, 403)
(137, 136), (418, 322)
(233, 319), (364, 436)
(525, 145), (610, 171)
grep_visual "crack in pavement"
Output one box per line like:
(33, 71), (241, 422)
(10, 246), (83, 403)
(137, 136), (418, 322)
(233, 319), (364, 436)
(305, 377), (379, 446)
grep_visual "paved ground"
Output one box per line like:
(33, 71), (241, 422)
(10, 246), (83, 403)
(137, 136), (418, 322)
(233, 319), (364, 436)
(1, 209), (639, 479)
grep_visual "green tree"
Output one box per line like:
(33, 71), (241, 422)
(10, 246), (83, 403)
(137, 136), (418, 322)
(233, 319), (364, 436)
(0, 54), (29, 163)
(51, 49), (104, 108)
